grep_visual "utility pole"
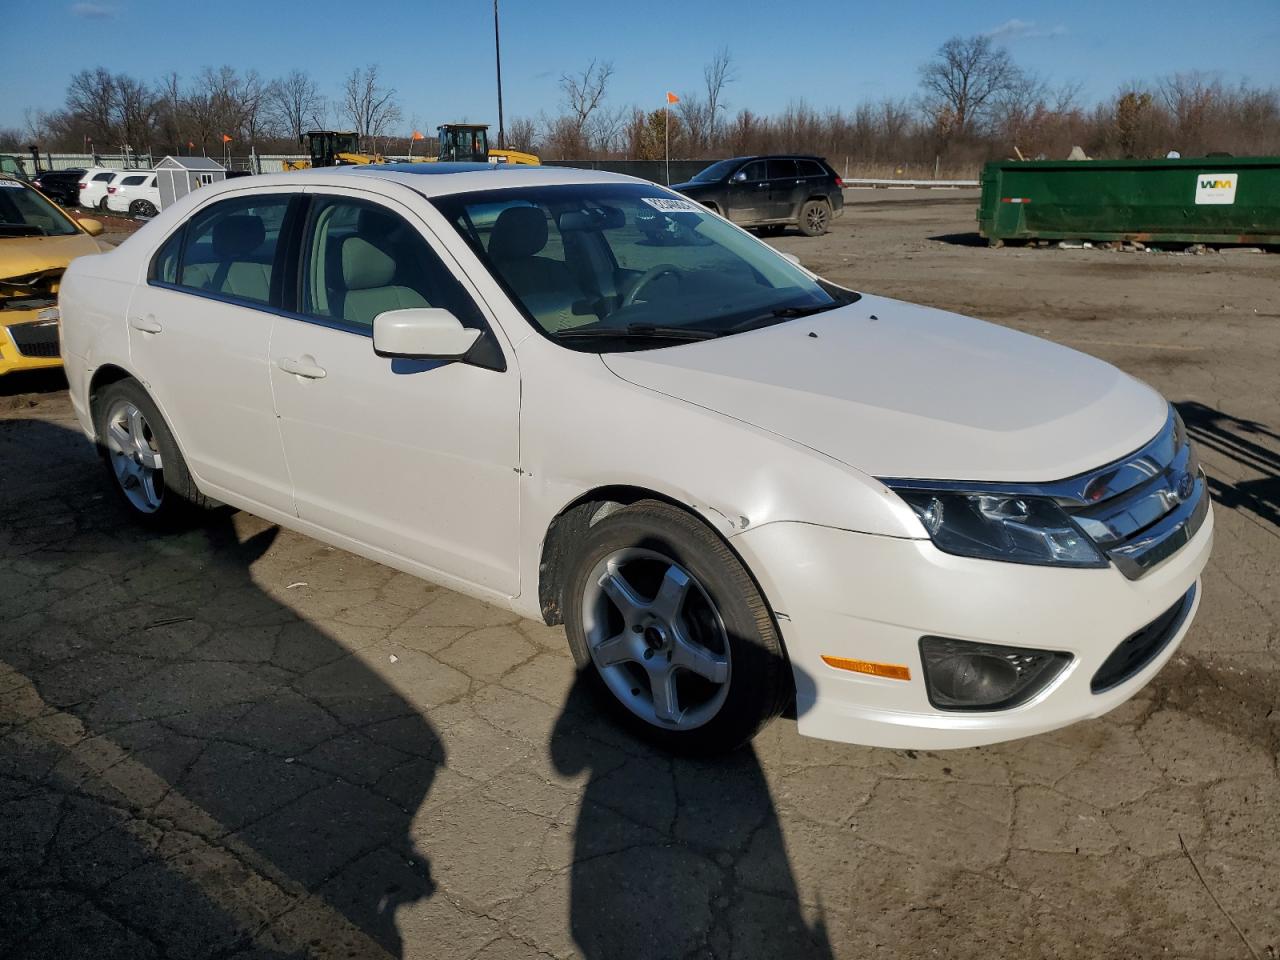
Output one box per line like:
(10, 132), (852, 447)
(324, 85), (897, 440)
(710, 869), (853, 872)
(494, 0), (505, 149)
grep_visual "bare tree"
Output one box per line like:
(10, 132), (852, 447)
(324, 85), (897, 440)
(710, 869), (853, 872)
(65, 68), (119, 144)
(703, 47), (736, 144)
(269, 69), (325, 143)
(919, 34), (1020, 137)
(343, 65), (402, 151)
(505, 116), (538, 153)
(560, 60), (614, 148)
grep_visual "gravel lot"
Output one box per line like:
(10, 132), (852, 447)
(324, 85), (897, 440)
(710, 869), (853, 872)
(1, 192), (1277, 959)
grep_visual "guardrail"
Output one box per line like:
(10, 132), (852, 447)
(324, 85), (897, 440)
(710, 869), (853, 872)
(844, 178), (979, 189)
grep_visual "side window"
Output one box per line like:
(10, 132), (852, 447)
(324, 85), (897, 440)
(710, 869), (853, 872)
(738, 161), (766, 183)
(121, 175), (145, 187)
(152, 228), (183, 284)
(301, 196), (485, 331)
(766, 158), (798, 180)
(176, 194), (292, 305)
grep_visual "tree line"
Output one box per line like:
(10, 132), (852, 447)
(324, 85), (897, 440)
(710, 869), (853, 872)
(5, 36), (1278, 176)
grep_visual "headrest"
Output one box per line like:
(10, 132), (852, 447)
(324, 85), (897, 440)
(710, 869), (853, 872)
(341, 236), (397, 291)
(488, 206), (548, 260)
(212, 215), (265, 258)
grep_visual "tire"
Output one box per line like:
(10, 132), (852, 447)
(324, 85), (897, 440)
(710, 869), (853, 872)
(131, 199), (158, 218)
(563, 500), (790, 754)
(798, 199), (831, 237)
(95, 195), (109, 212)
(92, 379), (210, 527)
(759, 224), (786, 237)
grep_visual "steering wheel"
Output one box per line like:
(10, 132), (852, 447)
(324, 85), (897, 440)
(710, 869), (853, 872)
(621, 264), (681, 308)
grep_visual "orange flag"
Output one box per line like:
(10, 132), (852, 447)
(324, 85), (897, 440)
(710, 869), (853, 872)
(411, 130), (425, 141)
(666, 92), (680, 104)
(221, 133), (233, 143)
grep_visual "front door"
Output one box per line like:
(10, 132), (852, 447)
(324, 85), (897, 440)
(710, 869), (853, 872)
(725, 160), (768, 223)
(126, 190), (298, 513)
(269, 188), (521, 595)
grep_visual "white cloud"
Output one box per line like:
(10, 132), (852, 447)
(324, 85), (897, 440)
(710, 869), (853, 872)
(71, 2), (116, 18)
(985, 19), (1067, 40)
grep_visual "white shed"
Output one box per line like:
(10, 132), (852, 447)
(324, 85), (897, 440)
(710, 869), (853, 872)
(155, 156), (226, 208)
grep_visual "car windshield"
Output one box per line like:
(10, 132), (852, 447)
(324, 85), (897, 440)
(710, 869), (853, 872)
(433, 182), (857, 352)
(688, 159), (742, 183)
(0, 180), (79, 237)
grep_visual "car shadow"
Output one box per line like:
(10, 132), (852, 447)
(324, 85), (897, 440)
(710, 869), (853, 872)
(0, 418), (440, 958)
(1175, 400), (1280, 529)
(927, 232), (987, 247)
(550, 670), (834, 960)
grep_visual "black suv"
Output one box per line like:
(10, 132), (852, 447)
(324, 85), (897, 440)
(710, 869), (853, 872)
(31, 168), (87, 208)
(672, 156), (844, 236)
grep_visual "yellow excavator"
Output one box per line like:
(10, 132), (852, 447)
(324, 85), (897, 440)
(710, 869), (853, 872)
(282, 124), (538, 171)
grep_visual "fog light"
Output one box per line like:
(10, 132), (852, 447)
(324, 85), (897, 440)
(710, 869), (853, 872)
(919, 637), (1071, 711)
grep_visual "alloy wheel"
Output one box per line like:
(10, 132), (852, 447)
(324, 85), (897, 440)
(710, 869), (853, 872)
(104, 400), (164, 513)
(806, 205), (829, 233)
(581, 548), (731, 729)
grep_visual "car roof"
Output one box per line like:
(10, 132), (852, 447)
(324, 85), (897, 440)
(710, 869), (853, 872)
(200, 163), (653, 198)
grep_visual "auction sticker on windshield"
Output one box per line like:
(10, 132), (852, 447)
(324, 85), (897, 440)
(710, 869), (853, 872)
(641, 197), (704, 213)
(0, 181), (25, 188)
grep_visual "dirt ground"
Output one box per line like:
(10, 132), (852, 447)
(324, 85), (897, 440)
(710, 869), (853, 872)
(1, 192), (1277, 960)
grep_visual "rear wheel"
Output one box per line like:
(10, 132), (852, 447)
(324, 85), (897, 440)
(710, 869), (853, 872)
(95, 195), (109, 212)
(563, 501), (790, 753)
(130, 199), (158, 218)
(92, 379), (209, 527)
(798, 199), (831, 237)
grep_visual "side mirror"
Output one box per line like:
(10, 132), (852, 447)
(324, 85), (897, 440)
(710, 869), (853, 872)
(731, 171), (747, 184)
(779, 252), (801, 266)
(372, 308), (482, 360)
(77, 217), (104, 237)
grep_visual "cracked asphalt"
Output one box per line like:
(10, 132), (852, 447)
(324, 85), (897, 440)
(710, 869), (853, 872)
(2, 194), (1278, 959)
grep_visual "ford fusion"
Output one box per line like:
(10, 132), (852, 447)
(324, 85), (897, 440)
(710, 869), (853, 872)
(57, 165), (1212, 753)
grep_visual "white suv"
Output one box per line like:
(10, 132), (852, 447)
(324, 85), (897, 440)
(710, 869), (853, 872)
(105, 171), (160, 217)
(78, 168), (120, 211)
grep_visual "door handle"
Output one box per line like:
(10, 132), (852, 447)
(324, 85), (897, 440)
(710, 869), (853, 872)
(277, 356), (327, 380)
(129, 316), (162, 334)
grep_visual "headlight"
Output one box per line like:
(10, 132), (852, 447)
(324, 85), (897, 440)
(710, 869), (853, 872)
(890, 488), (1106, 568)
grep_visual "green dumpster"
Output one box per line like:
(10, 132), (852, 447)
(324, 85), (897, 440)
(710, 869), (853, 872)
(977, 156), (1280, 246)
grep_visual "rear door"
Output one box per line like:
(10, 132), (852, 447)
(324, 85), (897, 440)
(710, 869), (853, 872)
(725, 160), (768, 224)
(125, 190), (299, 513)
(765, 158), (801, 220)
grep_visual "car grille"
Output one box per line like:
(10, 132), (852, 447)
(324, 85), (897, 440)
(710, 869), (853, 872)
(1091, 585), (1195, 693)
(1056, 410), (1209, 580)
(7, 319), (61, 358)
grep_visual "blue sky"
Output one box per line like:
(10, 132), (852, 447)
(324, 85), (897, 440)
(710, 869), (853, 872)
(2, 0), (1278, 133)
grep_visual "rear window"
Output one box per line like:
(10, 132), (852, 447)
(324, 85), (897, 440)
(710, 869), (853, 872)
(121, 175), (146, 186)
(766, 158), (798, 179)
(93, 172), (114, 182)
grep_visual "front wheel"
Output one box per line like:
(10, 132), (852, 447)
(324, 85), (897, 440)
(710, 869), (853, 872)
(563, 501), (790, 753)
(92, 379), (209, 527)
(798, 199), (831, 237)
(131, 199), (158, 218)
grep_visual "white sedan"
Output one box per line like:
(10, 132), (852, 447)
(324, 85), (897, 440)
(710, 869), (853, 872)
(58, 165), (1212, 753)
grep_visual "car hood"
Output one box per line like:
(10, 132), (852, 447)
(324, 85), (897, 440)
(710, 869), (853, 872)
(601, 294), (1169, 483)
(1, 234), (105, 321)
(671, 181), (714, 194)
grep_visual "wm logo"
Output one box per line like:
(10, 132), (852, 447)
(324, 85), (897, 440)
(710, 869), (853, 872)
(1200, 179), (1233, 189)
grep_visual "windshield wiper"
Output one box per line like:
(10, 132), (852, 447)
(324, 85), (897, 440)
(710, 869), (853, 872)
(724, 301), (842, 333)
(554, 323), (719, 341)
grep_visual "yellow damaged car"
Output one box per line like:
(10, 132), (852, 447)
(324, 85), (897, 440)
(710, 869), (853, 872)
(1, 175), (110, 377)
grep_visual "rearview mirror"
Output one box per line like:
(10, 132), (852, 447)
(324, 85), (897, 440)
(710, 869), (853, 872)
(77, 217), (104, 237)
(372, 308), (481, 360)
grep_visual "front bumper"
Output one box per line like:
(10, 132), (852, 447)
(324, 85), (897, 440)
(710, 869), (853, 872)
(1, 312), (63, 376)
(735, 508), (1213, 749)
